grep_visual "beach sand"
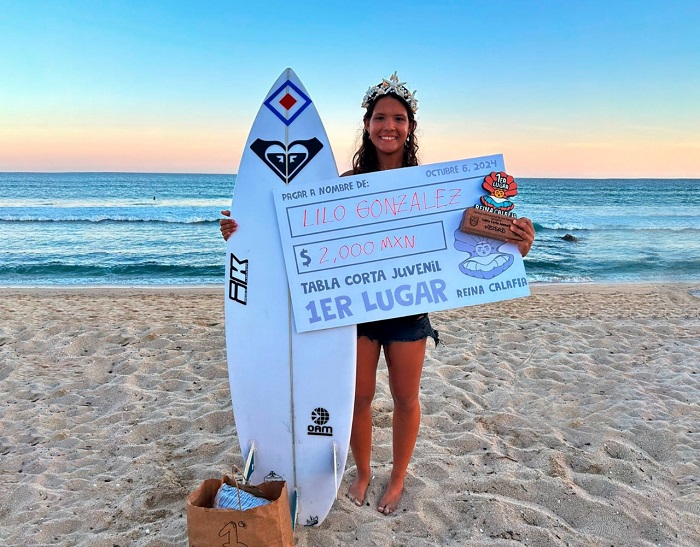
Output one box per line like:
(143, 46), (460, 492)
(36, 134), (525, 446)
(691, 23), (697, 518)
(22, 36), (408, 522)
(1, 283), (699, 546)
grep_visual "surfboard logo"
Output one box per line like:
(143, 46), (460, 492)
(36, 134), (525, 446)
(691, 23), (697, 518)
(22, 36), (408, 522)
(250, 138), (324, 183)
(228, 253), (249, 305)
(263, 471), (284, 482)
(264, 79), (312, 126)
(307, 407), (333, 436)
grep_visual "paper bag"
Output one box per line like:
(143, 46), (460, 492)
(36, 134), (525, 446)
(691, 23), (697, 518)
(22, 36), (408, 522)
(186, 477), (293, 547)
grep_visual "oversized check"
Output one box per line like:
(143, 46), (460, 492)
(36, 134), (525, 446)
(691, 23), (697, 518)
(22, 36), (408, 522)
(273, 154), (530, 332)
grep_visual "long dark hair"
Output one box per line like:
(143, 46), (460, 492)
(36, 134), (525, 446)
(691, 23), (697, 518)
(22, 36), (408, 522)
(351, 94), (419, 175)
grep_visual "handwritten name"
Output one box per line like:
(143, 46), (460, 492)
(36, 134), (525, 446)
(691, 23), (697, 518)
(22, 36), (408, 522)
(302, 188), (462, 228)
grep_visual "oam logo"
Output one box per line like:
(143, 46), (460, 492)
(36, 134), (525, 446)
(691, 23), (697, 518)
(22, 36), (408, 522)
(307, 407), (332, 436)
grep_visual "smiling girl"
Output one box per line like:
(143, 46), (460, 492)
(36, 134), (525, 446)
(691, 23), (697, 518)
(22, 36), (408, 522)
(220, 72), (535, 515)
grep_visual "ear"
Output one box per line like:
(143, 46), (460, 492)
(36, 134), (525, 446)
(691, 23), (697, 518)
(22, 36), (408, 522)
(363, 118), (370, 132)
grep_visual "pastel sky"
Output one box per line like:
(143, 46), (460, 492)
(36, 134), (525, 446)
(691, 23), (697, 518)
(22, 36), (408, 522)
(1, 0), (698, 177)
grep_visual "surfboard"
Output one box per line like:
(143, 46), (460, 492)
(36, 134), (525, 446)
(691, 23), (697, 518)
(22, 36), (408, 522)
(224, 68), (357, 527)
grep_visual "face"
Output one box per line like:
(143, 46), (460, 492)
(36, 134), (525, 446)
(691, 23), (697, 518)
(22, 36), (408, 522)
(364, 96), (412, 168)
(475, 242), (492, 256)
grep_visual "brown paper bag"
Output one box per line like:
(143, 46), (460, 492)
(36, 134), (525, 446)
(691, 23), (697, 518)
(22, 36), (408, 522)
(186, 477), (294, 547)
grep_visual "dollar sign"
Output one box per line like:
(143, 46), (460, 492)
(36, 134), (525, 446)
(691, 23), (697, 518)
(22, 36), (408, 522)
(299, 249), (311, 267)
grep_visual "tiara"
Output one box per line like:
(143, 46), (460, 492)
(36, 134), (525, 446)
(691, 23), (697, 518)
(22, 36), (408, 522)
(361, 71), (418, 113)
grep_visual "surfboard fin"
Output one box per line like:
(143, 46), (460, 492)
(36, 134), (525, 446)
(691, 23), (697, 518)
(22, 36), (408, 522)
(244, 441), (256, 482)
(332, 441), (340, 499)
(291, 488), (299, 530)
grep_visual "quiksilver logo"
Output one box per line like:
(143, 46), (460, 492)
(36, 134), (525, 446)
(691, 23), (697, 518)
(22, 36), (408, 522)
(307, 407), (332, 436)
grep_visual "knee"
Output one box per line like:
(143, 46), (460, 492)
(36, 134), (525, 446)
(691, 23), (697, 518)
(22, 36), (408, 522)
(354, 382), (375, 411)
(392, 393), (420, 413)
(354, 391), (374, 412)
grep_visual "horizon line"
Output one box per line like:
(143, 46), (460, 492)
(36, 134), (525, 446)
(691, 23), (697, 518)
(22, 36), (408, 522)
(1, 170), (698, 181)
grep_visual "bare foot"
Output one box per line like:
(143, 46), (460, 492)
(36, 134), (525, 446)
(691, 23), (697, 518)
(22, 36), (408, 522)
(346, 474), (370, 507)
(377, 478), (403, 515)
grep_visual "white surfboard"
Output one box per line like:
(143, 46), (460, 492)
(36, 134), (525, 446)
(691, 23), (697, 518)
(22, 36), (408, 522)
(224, 68), (357, 527)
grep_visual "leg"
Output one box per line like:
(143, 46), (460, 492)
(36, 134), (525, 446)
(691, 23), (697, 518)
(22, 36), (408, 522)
(378, 338), (427, 514)
(347, 336), (381, 506)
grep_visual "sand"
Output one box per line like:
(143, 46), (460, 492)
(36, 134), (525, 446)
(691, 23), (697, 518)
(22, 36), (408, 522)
(1, 283), (699, 546)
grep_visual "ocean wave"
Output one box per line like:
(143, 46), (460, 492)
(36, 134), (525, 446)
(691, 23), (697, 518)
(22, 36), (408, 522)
(0, 262), (224, 278)
(0, 198), (229, 208)
(0, 217), (220, 224)
(534, 222), (700, 233)
(533, 222), (587, 231)
(526, 273), (594, 283)
(5, 218), (695, 231)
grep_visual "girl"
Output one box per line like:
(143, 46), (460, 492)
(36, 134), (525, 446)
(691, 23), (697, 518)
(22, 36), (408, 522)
(220, 72), (535, 515)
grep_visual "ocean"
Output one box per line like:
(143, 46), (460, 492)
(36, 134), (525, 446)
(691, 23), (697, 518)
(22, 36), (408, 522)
(1, 172), (699, 286)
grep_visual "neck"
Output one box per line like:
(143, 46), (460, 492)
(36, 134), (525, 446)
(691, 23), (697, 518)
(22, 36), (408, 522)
(377, 153), (403, 171)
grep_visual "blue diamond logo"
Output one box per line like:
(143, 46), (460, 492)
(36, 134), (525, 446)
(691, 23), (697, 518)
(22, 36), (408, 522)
(264, 80), (312, 126)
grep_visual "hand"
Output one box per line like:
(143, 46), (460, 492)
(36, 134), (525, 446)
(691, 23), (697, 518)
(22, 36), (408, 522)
(219, 210), (238, 241)
(507, 217), (535, 257)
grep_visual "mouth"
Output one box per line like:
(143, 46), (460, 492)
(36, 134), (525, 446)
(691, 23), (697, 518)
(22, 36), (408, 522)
(379, 136), (397, 141)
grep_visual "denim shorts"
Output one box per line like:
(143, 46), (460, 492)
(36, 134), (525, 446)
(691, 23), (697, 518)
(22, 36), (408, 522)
(357, 314), (439, 346)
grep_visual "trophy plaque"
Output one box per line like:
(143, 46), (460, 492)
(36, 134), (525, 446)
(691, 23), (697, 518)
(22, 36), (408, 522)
(459, 171), (524, 242)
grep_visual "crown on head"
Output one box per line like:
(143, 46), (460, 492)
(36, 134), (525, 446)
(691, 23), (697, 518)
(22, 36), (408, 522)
(361, 71), (418, 113)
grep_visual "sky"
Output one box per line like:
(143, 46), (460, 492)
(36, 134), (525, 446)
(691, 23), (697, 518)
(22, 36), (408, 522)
(1, 0), (699, 177)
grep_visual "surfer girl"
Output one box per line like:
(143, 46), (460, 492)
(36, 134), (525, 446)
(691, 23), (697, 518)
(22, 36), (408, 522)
(220, 72), (535, 515)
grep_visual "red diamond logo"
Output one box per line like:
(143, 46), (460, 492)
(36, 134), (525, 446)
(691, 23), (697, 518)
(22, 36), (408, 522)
(279, 93), (297, 111)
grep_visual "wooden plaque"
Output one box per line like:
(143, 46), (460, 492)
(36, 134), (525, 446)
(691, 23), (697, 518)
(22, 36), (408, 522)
(459, 207), (524, 242)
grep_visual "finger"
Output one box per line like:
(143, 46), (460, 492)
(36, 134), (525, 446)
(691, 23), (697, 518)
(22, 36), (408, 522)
(513, 221), (533, 237)
(220, 210), (231, 217)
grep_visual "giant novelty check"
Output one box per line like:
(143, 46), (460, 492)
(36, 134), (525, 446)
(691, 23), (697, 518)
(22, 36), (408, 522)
(273, 154), (529, 332)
